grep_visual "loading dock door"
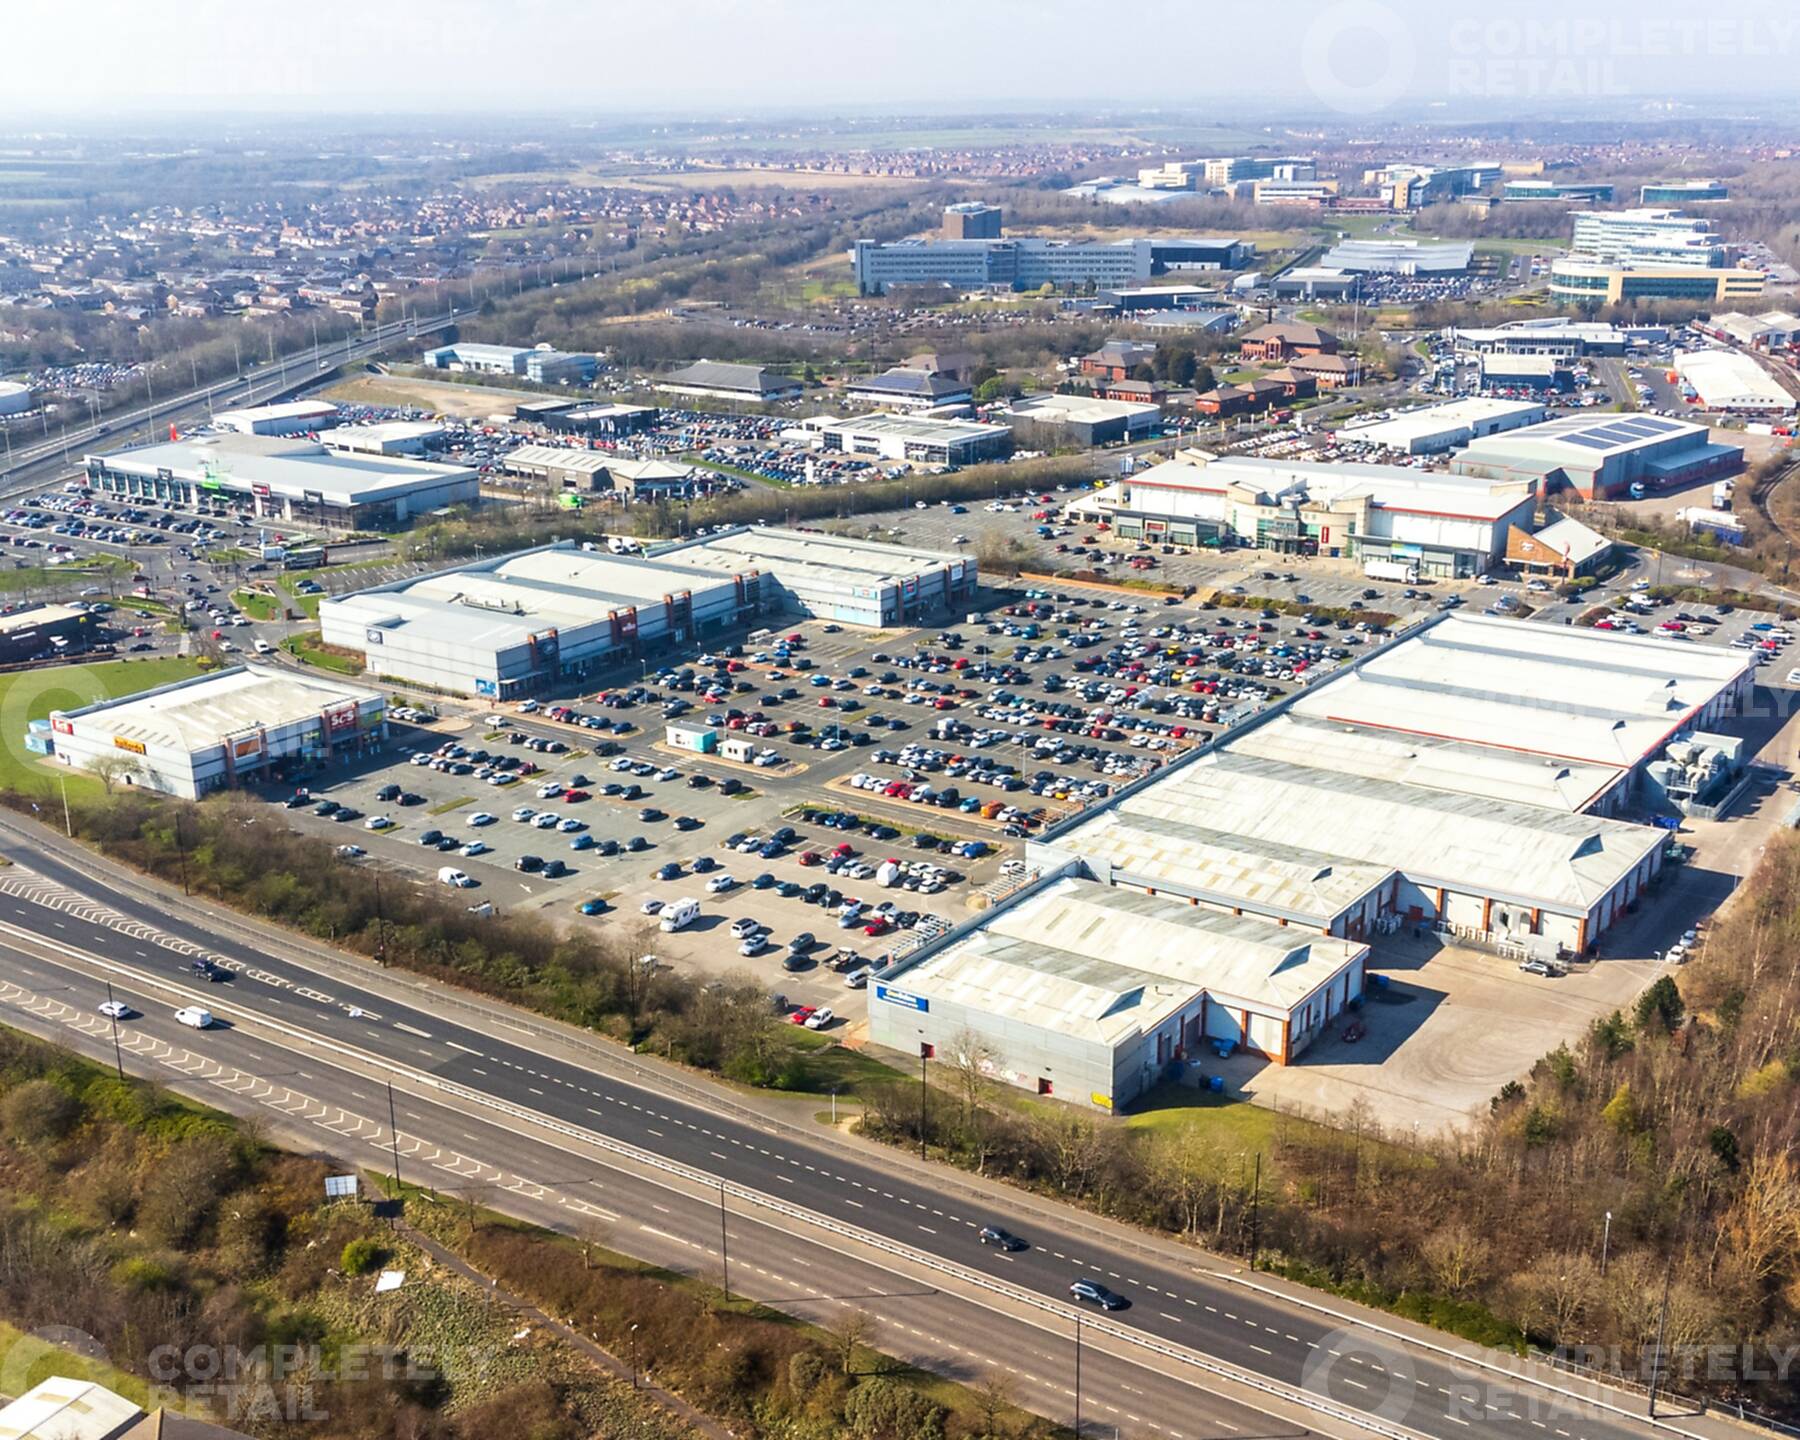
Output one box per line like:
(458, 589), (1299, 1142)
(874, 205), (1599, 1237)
(1204, 1008), (1243, 1046)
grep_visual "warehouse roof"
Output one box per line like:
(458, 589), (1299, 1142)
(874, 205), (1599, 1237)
(1339, 398), (1546, 449)
(0, 1377), (142, 1440)
(54, 665), (380, 753)
(810, 412), (1010, 445)
(1186, 452), (1537, 520)
(660, 361), (801, 397)
(1290, 613), (1748, 770)
(845, 369), (970, 401)
(896, 878), (1365, 1046)
(89, 434), (474, 503)
(1674, 349), (1797, 411)
(1232, 711), (1626, 812)
(215, 399), (339, 429)
(0, 602), (87, 635)
(1002, 393), (1162, 426)
(1461, 411), (1709, 461)
(1060, 806), (1395, 925)
(664, 527), (963, 590)
(1112, 750), (1665, 913)
(503, 444), (613, 475)
(321, 420), (446, 452)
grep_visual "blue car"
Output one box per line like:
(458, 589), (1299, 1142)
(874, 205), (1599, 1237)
(570, 833), (595, 851)
(579, 897), (608, 915)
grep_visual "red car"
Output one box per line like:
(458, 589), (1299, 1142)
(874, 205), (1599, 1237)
(788, 1005), (817, 1026)
(863, 918), (892, 937)
(563, 789), (590, 802)
(798, 851), (821, 867)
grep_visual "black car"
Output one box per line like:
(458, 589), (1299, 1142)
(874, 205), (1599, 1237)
(673, 815), (701, 831)
(639, 807), (664, 823)
(312, 799), (340, 817)
(541, 859), (569, 878)
(626, 835), (649, 852)
(979, 1225), (1028, 1252)
(377, 783), (402, 802)
(1069, 1279), (1127, 1310)
(417, 829), (443, 846)
(515, 854), (544, 873)
(790, 931), (815, 952)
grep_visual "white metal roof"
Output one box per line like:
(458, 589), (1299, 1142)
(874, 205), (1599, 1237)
(1674, 349), (1796, 411)
(1529, 514), (1613, 567)
(813, 412), (1009, 445)
(1232, 711), (1625, 812)
(54, 664), (380, 753)
(215, 399), (339, 427)
(1338, 398), (1546, 449)
(1186, 452), (1536, 521)
(1065, 805), (1395, 923)
(900, 878), (1365, 1046)
(1291, 613), (1749, 769)
(0, 1378), (141, 1440)
(666, 527), (964, 591)
(504, 444), (613, 474)
(1460, 411), (1709, 462)
(90, 434), (474, 503)
(1004, 394), (1162, 426)
(1114, 750), (1664, 914)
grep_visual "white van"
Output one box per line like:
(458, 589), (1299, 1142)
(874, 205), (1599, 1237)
(437, 866), (474, 888)
(659, 898), (699, 932)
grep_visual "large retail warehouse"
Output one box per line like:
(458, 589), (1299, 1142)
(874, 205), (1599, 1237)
(82, 433), (478, 529)
(1046, 615), (1750, 956)
(44, 665), (385, 799)
(320, 528), (974, 697)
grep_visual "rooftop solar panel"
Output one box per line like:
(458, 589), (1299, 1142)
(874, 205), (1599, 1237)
(1563, 435), (1617, 450)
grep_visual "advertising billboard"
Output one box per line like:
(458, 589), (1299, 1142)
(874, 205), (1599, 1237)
(113, 736), (147, 755)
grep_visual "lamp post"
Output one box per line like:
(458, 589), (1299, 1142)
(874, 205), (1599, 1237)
(1600, 1210), (1613, 1277)
(104, 981), (125, 1080)
(628, 1323), (640, 1389)
(718, 1180), (731, 1300)
(919, 1042), (930, 1159)
(1074, 1311), (1083, 1438)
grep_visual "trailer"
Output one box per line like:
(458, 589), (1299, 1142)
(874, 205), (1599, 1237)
(1363, 557), (1420, 583)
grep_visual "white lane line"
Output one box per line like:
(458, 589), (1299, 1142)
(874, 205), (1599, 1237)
(393, 1021), (432, 1038)
(446, 1040), (483, 1055)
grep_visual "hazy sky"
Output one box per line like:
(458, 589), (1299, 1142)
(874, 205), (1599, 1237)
(5, 0), (1798, 119)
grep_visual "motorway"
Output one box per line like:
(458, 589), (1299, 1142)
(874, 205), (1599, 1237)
(0, 815), (1724, 1440)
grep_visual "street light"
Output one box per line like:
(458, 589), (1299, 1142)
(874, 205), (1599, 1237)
(628, 1323), (640, 1388)
(1601, 1210), (1613, 1277)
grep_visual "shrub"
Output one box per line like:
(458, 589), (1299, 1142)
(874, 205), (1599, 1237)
(340, 1237), (390, 1276)
(2, 1079), (81, 1142)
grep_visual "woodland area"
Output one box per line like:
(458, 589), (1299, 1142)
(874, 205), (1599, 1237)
(0, 1023), (1041, 1440)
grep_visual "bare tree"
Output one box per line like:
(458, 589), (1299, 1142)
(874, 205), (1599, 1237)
(84, 753), (140, 794)
(834, 1308), (873, 1376)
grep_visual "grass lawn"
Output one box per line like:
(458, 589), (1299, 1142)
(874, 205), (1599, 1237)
(276, 574), (321, 619)
(0, 555), (132, 594)
(233, 588), (280, 621)
(0, 1316), (156, 1408)
(0, 656), (207, 801)
(282, 632), (363, 675)
(777, 1030), (905, 1098)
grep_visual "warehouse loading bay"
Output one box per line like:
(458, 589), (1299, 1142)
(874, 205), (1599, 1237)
(266, 571), (1800, 1136)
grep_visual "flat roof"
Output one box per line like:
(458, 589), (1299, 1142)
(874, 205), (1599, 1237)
(1674, 349), (1797, 410)
(0, 1378), (141, 1440)
(0, 602), (86, 633)
(898, 877), (1364, 1046)
(664, 527), (965, 591)
(1461, 411), (1711, 461)
(1003, 394), (1162, 425)
(321, 421), (446, 448)
(1339, 398), (1545, 447)
(1290, 613), (1748, 770)
(1184, 452), (1536, 521)
(215, 399), (338, 425)
(55, 664), (381, 753)
(405, 546), (745, 622)
(815, 412), (1010, 444)
(504, 444), (613, 474)
(1106, 749), (1664, 914)
(1064, 805), (1396, 924)
(88, 434), (475, 504)
(1233, 711), (1625, 812)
